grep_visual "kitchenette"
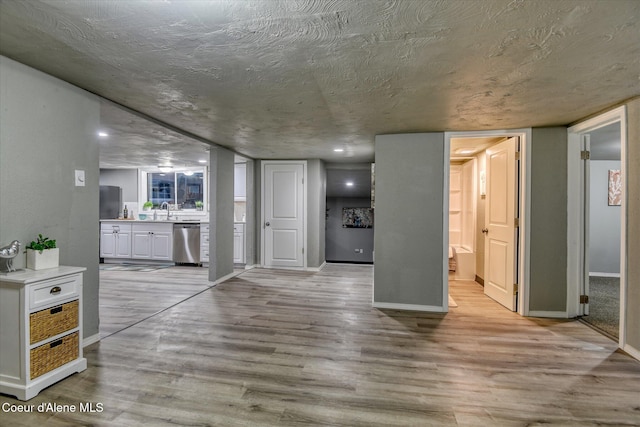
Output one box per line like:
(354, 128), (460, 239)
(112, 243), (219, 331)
(99, 162), (247, 267)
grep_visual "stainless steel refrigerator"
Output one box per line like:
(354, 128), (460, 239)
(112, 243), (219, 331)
(99, 186), (121, 219)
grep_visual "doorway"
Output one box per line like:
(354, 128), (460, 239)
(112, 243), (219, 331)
(445, 130), (531, 315)
(325, 163), (374, 264)
(567, 107), (627, 344)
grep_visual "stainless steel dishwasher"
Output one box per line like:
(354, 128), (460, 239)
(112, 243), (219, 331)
(173, 223), (200, 264)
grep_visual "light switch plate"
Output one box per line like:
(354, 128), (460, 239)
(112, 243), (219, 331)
(75, 170), (85, 187)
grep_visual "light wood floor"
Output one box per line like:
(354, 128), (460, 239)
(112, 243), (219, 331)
(2, 264), (639, 426)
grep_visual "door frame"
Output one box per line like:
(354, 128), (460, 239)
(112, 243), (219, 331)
(444, 129), (532, 316)
(260, 160), (308, 269)
(567, 106), (627, 349)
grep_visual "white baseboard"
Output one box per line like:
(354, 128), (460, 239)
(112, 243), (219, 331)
(372, 301), (448, 313)
(589, 272), (621, 278)
(214, 270), (242, 285)
(527, 310), (569, 319)
(622, 343), (640, 362)
(307, 262), (326, 272)
(83, 333), (100, 348)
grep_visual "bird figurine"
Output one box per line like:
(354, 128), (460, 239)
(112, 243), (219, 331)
(0, 240), (21, 272)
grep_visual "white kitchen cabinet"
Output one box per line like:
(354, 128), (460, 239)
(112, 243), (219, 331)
(131, 223), (173, 261)
(0, 266), (87, 401)
(200, 223), (209, 264)
(100, 222), (131, 258)
(234, 163), (247, 201)
(233, 223), (245, 264)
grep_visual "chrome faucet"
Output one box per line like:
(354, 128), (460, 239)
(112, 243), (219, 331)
(160, 202), (172, 220)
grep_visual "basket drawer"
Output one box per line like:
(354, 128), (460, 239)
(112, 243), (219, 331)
(30, 300), (79, 344)
(30, 331), (79, 380)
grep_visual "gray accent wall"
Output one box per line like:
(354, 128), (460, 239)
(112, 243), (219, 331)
(374, 133), (445, 307)
(307, 159), (326, 268)
(0, 56), (101, 338)
(209, 145), (234, 282)
(529, 127), (568, 312)
(244, 159), (256, 267)
(625, 97), (640, 354)
(326, 197), (374, 263)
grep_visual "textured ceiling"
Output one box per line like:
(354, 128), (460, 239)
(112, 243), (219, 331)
(1, 0), (639, 165)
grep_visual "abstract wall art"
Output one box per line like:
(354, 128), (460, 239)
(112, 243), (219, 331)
(608, 169), (622, 206)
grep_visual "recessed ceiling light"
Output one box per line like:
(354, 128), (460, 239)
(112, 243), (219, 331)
(334, 148), (344, 152)
(346, 182), (354, 187)
(97, 131), (109, 137)
(198, 159), (207, 163)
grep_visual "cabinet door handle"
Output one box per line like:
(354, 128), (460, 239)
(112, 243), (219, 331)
(50, 339), (63, 348)
(50, 306), (63, 314)
(50, 286), (62, 295)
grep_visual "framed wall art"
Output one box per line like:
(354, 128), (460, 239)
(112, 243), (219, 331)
(342, 207), (373, 228)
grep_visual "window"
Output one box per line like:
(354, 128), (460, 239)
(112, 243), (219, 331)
(145, 170), (205, 210)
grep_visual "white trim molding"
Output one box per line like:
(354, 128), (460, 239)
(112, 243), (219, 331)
(444, 128), (531, 316)
(82, 333), (100, 348)
(372, 302), (448, 313)
(567, 105), (627, 351)
(528, 311), (570, 319)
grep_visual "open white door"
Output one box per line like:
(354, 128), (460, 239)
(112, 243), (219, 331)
(263, 162), (305, 268)
(484, 137), (518, 311)
(581, 134), (591, 316)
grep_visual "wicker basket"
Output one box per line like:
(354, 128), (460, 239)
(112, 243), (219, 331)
(30, 331), (79, 379)
(30, 300), (79, 344)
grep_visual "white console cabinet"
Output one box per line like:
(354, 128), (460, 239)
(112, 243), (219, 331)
(0, 266), (87, 401)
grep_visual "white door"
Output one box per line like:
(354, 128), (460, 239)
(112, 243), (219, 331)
(582, 134), (591, 316)
(484, 137), (518, 311)
(263, 162), (305, 268)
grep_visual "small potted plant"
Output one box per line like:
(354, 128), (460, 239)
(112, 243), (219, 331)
(25, 234), (59, 270)
(195, 201), (204, 211)
(143, 201), (153, 211)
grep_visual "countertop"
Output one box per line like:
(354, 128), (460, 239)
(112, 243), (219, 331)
(100, 219), (246, 224)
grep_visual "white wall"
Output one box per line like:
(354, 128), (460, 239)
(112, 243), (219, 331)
(589, 161), (621, 275)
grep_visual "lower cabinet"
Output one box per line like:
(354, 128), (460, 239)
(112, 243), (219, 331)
(233, 223), (245, 264)
(131, 223), (173, 261)
(100, 222), (132, 258)
(0, 266), (87, 401)
(101, 221), (173, 262)
(200, 223), (210, 263)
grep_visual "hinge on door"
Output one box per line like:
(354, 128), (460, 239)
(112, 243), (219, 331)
(515, 151), (521, 161)
(302, 247), (304, 254)
(514, 218), (520, 227)
(513, 283), (518, 295)
(580, 150), (591, 160)
(580, 294), (589, 304)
